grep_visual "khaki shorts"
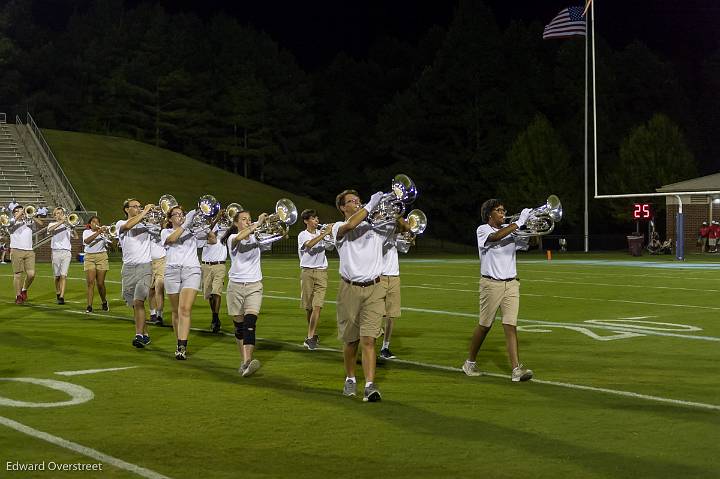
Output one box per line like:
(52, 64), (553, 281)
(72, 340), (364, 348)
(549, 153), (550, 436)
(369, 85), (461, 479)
(52, 249), (72, 277)
(478, 277), (520, 327)
(202, 263), (226, 299)
(121, 262), (152, 305)
(84, 252), (109, 271)
(300, 268), (328, 310)
(11, 248), (35, 274)
(227, 280), (263, 317)
(336, 279), (386, 343)
(151, 257), (166, 288)
(381, 275), (401, 318)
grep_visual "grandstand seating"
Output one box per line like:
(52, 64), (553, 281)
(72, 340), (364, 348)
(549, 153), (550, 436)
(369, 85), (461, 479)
(0, 117), (48, 209)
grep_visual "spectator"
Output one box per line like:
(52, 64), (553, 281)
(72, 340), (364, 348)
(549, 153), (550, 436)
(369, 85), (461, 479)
(709, 221), (720, 253)
(698, 221), (709, 252)
(36, 206), (49, 218)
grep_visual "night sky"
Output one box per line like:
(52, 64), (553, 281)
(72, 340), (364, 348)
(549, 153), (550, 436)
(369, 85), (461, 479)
(39, 0), (720, 74)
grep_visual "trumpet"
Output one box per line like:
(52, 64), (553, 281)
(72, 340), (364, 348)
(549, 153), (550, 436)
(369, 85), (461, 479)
(368, 174), (418, 226)
(0, 208), (10, 234)
(254, 198), (298, 245)
(396, 209), (428, 254)
(67, 212), (81, 227)
(505, 195), (563, 237)
(219, 202), (243, 229)
(142, 194), (178, 226)
(316, 223), (336, 247)
(99, 223), (118, 241)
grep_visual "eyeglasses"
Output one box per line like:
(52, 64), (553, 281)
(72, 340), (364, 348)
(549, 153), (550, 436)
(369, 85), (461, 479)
(171, 213), (184, 218)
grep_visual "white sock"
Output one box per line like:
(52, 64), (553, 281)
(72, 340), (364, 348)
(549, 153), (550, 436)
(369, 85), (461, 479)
(382, 340), (390, 349)
(345, 376), (356, 383)
(466, 360), (476, 365)
(150, 309), (156, 316)
(157, 309), (163, 317)
(365, 381), (373, 387)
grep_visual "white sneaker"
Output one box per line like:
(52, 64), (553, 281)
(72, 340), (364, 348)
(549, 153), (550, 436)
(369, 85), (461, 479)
(242, 359), (261, 377)
(462, 360), (482, 377)
(511, 364), (533, 382)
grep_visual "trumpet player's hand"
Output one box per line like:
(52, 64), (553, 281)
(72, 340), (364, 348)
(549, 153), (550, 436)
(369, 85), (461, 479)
(321, 223), (333, 236)
(257, 213), (269, 225)
(182, 210), (197, 229)
(364, 191), (384, 213)
(515, 208), (532, 228)
(142, 204), (155, 215)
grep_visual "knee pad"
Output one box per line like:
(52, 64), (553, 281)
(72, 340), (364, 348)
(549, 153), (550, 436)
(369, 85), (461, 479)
(233, 320), (244, 340)
(243, 314), (257, 345)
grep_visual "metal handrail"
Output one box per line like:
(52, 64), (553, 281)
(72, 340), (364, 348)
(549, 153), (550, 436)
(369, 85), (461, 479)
(25, 112), (86, 211)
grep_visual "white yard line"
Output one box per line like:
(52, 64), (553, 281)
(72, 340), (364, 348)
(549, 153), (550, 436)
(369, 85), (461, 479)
(0, 416), (173, 479)
(55, 367), (138, 376)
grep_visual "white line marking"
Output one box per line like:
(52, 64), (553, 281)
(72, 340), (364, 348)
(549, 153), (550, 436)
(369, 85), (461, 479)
(55, 367), (138, 376)
(0, 416), (173, 479)
(0, 378), (94, 408)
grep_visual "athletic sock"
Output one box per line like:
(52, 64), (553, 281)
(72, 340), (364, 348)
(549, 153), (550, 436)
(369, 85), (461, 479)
(382, 340), (390, 349)
(346, 376), (356, 383)
(150, 309), (156, 316)
(178, 339), (188, 347)
(365, 381), (373, 387)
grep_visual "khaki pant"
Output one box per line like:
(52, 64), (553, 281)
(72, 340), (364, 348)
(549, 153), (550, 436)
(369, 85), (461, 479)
(11, 249), (35, 274)
(202, 263), (226, 299)
(478, 277), (520, 327)
(381, 275), (401, 318)
(84, 252), (109, 271)
(227, 280), (263, 317)
(300, 268), (328, 310)
(151, 257), (166, 288)
(336, 279), (386, 343)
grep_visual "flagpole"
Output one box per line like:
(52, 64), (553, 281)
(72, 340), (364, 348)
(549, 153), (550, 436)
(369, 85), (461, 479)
(584, 4), (589, 253)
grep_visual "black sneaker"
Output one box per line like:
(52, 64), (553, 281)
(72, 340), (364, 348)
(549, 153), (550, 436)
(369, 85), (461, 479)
(149, 314), (157, 324)
(211, 319), (221, 333)
(175, 346), (187, 360)
(86, 305), (93, 313)
(57, 297), (65, 305)
(303, 336), (318, 350)
(132, 335), (145, 348)
(379, 348), (396, 360)
(101, 302), (109, 311)
(141, 335), (151, 346)
(313, 334), (320, 345)
(155, 315), (164, 327)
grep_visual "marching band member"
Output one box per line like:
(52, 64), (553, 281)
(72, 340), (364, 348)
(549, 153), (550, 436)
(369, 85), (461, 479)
(82, 216), (110, 313)
(162, 206), (207, 360)
(200, 216), (228, 333)
(332, 189), (400, 402)
(462, 199), (534, 382)
(148, 228), (166, 326)
(8, 205), (43, 304)
(297, 209), (334, 350)
(221, 210), (269, 377)
(378, 228), (410, 360)
(47, 207), (78, 305)
(116, 198), (155, 349)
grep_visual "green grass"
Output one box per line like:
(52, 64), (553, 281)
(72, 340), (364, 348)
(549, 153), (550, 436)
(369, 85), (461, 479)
(1, 254), (719, 478)
(42, 129), (340, 231)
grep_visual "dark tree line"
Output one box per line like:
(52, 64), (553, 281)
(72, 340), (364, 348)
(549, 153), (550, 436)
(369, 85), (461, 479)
(1, 0), (713, 242)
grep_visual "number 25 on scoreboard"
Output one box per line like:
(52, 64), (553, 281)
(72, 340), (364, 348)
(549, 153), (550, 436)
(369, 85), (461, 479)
(632, 203), (652, 219)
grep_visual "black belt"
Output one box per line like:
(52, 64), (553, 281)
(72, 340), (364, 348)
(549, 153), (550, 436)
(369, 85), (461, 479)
(202, 261), (226, 265)
(342, 276), (381, 287)
(482, 275), (518, 282)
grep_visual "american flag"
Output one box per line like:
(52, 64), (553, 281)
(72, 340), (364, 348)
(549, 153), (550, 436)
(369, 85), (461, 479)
(543, 6), (586, 40)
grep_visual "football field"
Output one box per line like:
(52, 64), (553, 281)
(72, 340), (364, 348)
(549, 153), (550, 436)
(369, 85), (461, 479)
(1, 254), (719, 478)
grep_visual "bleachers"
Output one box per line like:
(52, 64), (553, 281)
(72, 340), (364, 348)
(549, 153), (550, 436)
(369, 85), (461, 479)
(0, 117), (48, 209)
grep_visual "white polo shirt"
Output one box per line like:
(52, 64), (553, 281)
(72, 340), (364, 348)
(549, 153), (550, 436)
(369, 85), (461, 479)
(201, 225), (228, 263)
(477, 224), (529, 280)
(332, 220), (393, 283)
(227, 233), (262, 283)
(9, 223), (33, 250)
(150, 235), (166, 260)
(161, 228), (201, 268)
(116, 219), (152, 265)
(83, 229), (108, 254)
(381, 236), (399, 276)
(48, 222), (72, 251)
(297, 229), (329, 269)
